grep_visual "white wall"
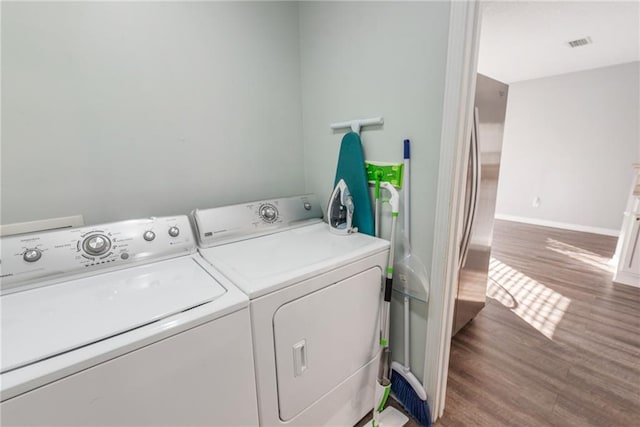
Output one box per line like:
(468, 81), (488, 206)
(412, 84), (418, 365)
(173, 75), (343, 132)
(495, 62), (640, 233)
(299, 1), (451, 380)
(1, 1), (304, 225)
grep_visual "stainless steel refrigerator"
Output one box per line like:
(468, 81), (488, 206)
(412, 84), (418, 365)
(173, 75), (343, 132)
(452, 74), (509, 336)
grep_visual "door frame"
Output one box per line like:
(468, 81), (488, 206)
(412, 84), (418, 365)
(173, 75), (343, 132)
(423, 0), (483, 420)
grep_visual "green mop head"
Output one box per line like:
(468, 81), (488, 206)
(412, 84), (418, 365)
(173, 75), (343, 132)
(365, 162), (404, 189)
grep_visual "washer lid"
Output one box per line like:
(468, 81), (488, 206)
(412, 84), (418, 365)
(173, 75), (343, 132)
(198, 222), (389, 298)
(0, 257), (226, 374)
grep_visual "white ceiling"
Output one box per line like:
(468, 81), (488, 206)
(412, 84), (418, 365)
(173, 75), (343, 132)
(477, 1), (640, 83)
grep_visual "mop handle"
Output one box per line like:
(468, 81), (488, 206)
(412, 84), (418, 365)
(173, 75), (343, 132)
(381, 214), (398, 342)
(403, 139), (411, 370)
(403, 139), (410, 241)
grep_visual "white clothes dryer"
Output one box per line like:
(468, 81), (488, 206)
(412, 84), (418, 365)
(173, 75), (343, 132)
(192, 194), (390, 427)
(0, 216), (258, 426)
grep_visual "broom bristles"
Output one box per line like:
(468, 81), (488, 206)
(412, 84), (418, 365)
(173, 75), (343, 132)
(390, 370), (432, 426)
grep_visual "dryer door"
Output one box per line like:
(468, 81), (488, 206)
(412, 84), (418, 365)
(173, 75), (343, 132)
(272, 267), (381, 421)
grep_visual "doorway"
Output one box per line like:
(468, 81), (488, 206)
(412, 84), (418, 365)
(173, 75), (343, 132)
(438, 1), (640, 425)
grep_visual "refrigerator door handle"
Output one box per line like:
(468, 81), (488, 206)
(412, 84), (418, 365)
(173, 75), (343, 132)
(459, 108), (481, 269)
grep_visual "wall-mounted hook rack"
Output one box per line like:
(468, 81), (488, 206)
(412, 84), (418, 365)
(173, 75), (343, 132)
(330, 117), (384, 135)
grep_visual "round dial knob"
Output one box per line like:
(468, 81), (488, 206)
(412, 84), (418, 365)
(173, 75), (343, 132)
(259, 204), (278, 223)
(168, 226), (180, 237)
(23, 249), (42, 263)
(83, 234), (111, 256)
(143, 231), (156, 241)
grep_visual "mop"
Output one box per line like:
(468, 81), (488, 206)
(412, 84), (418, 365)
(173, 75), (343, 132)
(370, 182), (408, 427)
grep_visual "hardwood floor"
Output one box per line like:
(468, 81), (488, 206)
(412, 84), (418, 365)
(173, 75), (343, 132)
(437, 220), (640, 427)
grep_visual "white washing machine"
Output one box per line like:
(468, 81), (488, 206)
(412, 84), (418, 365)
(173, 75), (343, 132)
(0, 215), (258, 426)
(192, 194), (390, 426)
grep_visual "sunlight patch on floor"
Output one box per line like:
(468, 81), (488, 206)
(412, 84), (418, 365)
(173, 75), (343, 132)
(487, 257), (571, 339)
(546, 238), (614, 273)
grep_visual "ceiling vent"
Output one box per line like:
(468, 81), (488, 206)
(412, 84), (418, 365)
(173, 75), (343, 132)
(568, 37), (592, 48)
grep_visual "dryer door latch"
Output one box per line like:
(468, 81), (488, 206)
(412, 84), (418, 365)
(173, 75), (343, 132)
(293, 340), (307, 377)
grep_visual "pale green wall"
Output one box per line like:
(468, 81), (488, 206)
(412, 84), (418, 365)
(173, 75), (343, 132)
(1, 1), (305, 225)
(299, 1), (451, 380)
(1, 0), (454, 387)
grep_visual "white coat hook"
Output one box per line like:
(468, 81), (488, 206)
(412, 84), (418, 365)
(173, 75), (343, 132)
(330, 117), (384, 136)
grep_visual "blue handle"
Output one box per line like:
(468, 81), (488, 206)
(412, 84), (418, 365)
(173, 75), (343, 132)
(404, 139), (411, 159)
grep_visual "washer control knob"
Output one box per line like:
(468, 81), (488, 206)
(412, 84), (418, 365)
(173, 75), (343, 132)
(168, 226), (180, 237)
(143, 231), (156, 242)
(83, 234), (111, 256)
(23, 249), (42, 263)
(259, 204), (278, 223)
(303, 201), (312, 211)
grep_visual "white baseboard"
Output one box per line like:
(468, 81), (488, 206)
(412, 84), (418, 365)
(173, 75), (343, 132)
(494, 214), (620, 237)
(613, 271), (640, 288)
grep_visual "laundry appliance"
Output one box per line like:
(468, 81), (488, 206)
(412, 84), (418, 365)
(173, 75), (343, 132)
(192, 194), (390, 426)
(0, 216), (258, 426)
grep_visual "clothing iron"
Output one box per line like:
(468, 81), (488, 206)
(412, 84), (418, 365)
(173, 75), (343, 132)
(327, 179), (356, 235)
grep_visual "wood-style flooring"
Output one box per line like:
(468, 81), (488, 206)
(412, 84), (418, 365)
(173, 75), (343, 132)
(437, 220), (640, 427)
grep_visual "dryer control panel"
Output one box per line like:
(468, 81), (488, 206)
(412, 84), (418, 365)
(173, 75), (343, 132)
(193, 194), (323, 247)
(0, 216), (195, 293)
